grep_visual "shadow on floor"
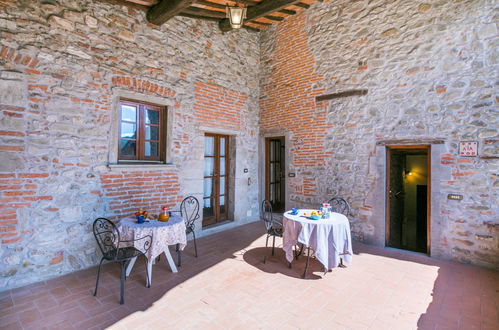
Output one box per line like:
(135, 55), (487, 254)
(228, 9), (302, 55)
(352, 242), (499, 329)
(0, 221), (266, 329)
(242, 246), (325, 280)
(2, 224), (498, 329)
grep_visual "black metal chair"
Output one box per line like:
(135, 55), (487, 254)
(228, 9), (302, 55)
(328, 196), (351, 268)
(261, 200), (283, 264)
(328, 197), (351, 216)
(92, 217), (152, 304)
(174, 196), (200, 267)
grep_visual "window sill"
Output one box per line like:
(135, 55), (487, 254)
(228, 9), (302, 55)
(107, 163), (175, 170)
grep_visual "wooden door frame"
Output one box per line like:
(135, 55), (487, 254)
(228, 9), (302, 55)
(203, 133), (230, 227)
(385, 145), (431, 254)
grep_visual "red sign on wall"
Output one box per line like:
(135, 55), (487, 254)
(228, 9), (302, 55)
(459, 141), (478, 157)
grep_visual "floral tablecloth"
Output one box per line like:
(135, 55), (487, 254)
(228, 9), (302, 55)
(117, 215), (187, 261)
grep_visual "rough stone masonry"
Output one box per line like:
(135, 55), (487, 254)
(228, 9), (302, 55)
(260, 0), (498, 268)
(0, 0), (260, 290)
(0, 0), (497, 291)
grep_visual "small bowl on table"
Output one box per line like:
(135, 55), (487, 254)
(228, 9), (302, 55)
(310, 214), (321, 220)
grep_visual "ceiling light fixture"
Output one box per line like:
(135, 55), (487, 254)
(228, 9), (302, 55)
(226, 2), (247, 29)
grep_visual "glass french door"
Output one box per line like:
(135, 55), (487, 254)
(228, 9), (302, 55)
(203, 134), (230, 227)
(265, 137), (285, 213)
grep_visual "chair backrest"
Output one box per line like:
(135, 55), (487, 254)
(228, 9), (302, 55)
(328, 197), (351, 216)
(93, 217), (119, 258)
(180, 196), (200, 227)
(261, 200), (273, 231)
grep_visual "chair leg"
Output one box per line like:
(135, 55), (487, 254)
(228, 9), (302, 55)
(145, 259), (150, 288)
(339, 257), (347, 268)
(295, 244), (304, 260)
(119, 261), (126, 304)
(192, 231), (198, 258)
(272, 235), (276, 256)
(93, 257), (105, 297)
(176, 243), (181, 267)
(302, 247), (311, 279)
(263, 235), (269, 264)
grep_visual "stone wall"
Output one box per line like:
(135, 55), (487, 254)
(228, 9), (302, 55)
(260, 0), (498, 268)
(0, 0), (260, 290)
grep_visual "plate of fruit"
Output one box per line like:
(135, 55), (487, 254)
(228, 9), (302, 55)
(135, 210), (149, 223)
(310, 210), (322, 220)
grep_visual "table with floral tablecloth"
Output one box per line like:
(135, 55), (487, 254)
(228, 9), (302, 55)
(117, 214), (186, 286)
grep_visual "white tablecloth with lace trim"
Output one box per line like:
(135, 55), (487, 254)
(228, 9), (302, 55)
(283, 209), (353, 270)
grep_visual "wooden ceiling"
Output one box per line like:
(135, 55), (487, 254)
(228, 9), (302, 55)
(114, 0), (317, 32)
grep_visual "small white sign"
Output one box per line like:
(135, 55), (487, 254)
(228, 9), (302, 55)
(459, 141), (478, 157)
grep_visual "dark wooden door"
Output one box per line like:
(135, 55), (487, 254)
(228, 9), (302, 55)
(265, 137), (285, 213)
(416, 185), (428, 253)
(387, 149), (405, 248)
(203, 134), (230, 227)
(386, 146), (430, 254)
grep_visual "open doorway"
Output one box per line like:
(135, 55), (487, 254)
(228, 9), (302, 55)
(386, 146), (430, 254)
(265, 137), (285, 213)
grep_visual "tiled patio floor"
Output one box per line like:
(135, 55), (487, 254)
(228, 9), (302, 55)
(1, 221), (498, 330)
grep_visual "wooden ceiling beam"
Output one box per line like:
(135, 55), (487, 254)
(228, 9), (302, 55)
(237, 0), (259, 5)
(194, 1), (297, 16)
(147, 0), (199, 25)
(279, 8), (296, 15)
(182, 6), (225, 18)
(294, 2), (310, 9)
(264, 15), (284, 21)
(195, 0), (225, 10)
(219, 0), (302, 32)
(178, 12), (219, 21)
(250, 20), (272, 26)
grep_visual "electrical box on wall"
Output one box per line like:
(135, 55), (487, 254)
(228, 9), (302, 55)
(448, 194), (463, 200)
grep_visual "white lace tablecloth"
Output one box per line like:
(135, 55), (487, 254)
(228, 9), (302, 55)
(117, 215), (187, 261)
(283, 209), (353, 270)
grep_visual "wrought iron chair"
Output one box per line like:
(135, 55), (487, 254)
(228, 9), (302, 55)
(328, 197), (351, 216)
(173, 196), (200, 267)
(92, 217), (152, 304)
(261, 200), (283, 264)
(328, 196), (351, 268)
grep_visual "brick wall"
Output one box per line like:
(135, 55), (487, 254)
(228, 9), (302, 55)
(260, 12), (331, 202)
(100, 170), (181, 220)
(260, 0), (498, 268)
(194, 81), (247, 130)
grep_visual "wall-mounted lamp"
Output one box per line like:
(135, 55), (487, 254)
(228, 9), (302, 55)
(226, 3), (247, 29)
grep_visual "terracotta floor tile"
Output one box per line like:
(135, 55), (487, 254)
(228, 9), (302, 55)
(17, 308), (42, 325)
(0, 222), (497, 330)
(0, 320), (22, 330)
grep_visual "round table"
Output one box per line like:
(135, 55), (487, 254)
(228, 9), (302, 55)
(117, 214), (187, 286)
(283, 209), (353, 271)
